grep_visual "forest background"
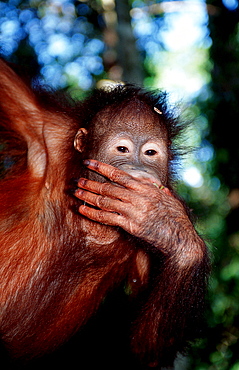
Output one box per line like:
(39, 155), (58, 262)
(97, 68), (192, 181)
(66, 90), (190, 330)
(0, 0), (239, 369)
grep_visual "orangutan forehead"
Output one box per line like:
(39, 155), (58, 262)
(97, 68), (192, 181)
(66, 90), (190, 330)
(98, 99), (154, 119)
(91, 99), (167, 138)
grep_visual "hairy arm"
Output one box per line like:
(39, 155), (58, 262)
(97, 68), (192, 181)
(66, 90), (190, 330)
(75, 159), (210, 367)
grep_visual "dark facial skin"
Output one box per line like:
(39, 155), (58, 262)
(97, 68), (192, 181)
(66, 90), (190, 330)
(80, 101), (169, 187)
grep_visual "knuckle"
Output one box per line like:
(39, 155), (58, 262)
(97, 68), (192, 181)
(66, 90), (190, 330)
(151, 188), (162, 199)
(96, 195), (107, 209)
(137, 212), (146, 225)
(100, 182), (113, 195)
(110, 166), (120, 178)
(130, 221), (144, 237)
(96, 210), (106, 223)
(111, 172), (123, 185)
(111, 169), (131, 185)
(140, 200), (152, 214)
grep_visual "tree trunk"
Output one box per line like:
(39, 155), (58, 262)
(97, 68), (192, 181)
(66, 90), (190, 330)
(207, 0), (239, 234)
(115, 0), (144, 84)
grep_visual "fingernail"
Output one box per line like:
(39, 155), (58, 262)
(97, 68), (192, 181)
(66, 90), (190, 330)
(78, 178), (87, 186)
(75, 189), (83, 196)
(83, 159), (90, 166)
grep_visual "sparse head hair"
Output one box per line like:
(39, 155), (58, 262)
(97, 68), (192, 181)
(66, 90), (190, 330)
(79, 84), (183, 143)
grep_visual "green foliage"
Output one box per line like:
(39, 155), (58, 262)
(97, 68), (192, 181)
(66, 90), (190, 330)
(184, 1), (239, 368)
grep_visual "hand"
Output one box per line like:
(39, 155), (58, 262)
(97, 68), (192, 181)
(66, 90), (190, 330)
(74, 160), (200, 256)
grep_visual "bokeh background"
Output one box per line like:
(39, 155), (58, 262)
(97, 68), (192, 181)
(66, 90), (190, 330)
(0, 0), (239, 369)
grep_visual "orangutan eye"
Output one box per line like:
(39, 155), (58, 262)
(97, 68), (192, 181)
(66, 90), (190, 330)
(145, 149), (157, 156)
(117, 146), (129, 153)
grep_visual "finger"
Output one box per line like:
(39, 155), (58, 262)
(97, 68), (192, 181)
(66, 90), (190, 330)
(79, 204), (125, 226)
(83, 160), (172, 198)
(77, 178), (133, 203)
(75, 188), (131, 214)
(83, 159), (143, 190)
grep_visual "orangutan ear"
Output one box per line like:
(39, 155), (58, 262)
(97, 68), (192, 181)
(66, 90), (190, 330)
(74, 128), (88, 153)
